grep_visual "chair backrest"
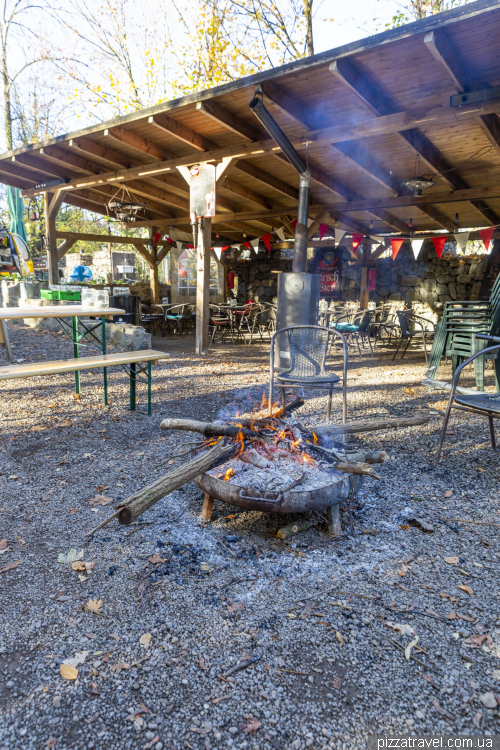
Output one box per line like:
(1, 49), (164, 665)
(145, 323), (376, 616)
(397, 311), (412, 337)
(281, 326), (331, 380)
(355, 311), (373, 332)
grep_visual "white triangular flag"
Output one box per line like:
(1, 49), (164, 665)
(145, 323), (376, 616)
(454, 232), (470, 252)
(176, 241), (183, 252)
(410, 238), (425, 260)
(307, 218), (314, 227)
(370, 235), (383, 248)
(250, 238), (259, 251)
(276, 227), (286, 242)
(214, 247), (222, 260)
(334, 229), (346, 245)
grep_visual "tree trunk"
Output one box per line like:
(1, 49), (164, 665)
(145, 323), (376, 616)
(304, 0), (314, 56)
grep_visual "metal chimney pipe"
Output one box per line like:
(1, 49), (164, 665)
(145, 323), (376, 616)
(249, 93), (310, 272)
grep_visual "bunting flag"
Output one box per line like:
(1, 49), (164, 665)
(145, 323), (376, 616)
(250, 238), (259, 252)
(213, 247), (222, 260)
(391, 238), (404, 261)
(262, 233), (271, 252)
(410, 238), (425, 260)
(307, 218), (314, 228)
(154, 231), (162, 246)
(478, 226), (494, 251)
(352, 234), (364, 253)
(334, 229), (346, 246)
(454, 232), (469, 252)
(319, 223), (329, 241)
(243, 242), (251, 250)
(276, 227), (286, 242)
(431, 236), (446, 259)
(175, 241), (183, 252)
(291, 218), (298, 229)
(369, 235), (383, 248)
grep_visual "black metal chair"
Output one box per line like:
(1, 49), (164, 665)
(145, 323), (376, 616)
(434, 334), (500, 465)
(140, 303), (166, 336)
(392, 311), (435, 363)
(373, 305), (399, 346)
(165, 304), (195, 335)
(269, 325), (348, 422)
(247, 305), (272, 345)
(208, 304), (231, 345)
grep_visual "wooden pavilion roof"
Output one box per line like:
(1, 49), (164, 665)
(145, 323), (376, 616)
(3, 0), (500, 244)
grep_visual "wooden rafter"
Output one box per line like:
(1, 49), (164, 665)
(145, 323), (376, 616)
(104, 127), (173, 161)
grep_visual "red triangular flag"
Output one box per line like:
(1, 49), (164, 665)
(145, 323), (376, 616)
(291, 219), (298, 229)
(478, 226), (494, 251)
(391, 238), (404, 261)
(319, 223), (329, 241)
(431, 236), (446, 259)
(243, 242), (251, 250)
(352, 234), (364, 253)
(262, 233), (271, 252)
(154, 231), (162, 246)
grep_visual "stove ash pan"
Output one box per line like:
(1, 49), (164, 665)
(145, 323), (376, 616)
(194, 470), (363, 514)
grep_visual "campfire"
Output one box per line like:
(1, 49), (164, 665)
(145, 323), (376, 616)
(88, 396), (392, 538)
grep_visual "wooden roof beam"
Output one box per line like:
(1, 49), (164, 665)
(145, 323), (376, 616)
(233, 160), (299, 201)
(195, 100), (262, 142)
(39, 145), (102, 175)
(104, 126), (174, 161)
(330, 56), (500, 227)
(148, 113), (217, 152)
(69, 137), (132, 169)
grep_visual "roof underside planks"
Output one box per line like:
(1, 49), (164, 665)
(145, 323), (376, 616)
(1, 0), (500, 243)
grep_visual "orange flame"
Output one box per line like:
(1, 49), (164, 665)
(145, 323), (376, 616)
(234, 431), (245, 458)
(312, 432), (318, 444)
(260, 391), (268, 410)
(302, 452), (315, 465)
(223, 468), (234, 481)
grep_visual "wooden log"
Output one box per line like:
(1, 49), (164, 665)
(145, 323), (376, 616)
(160, 418), (257, 440)
(343, 450), (389, 464)
(313, 414), (429, 437)
(270, 397), (304, 418)
(276, 519), (313, 540)
(334, 462), (381, 479)
(116, 439), (235, 525)
(201, 493), (215, 523)
(326, 505), (342, 537)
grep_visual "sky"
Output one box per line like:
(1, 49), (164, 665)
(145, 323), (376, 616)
(312, 0), (404, 54)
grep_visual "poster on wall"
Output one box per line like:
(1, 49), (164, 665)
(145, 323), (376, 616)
(314, 248), (342, 300)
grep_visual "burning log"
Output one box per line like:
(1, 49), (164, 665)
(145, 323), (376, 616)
(86, 438), (238, 533)
(312, 414), (429, 438)
(160, 418), (257, 440)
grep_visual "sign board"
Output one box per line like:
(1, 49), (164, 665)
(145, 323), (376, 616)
(189, 164), (216, 218)
(315, 248), (342, 300)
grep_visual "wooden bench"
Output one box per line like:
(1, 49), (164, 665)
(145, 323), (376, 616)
(0, 349), (167, 415)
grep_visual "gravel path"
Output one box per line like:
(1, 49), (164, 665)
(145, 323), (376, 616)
(1, 320), (500, 750)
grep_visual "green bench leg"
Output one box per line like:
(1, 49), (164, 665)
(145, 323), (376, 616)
(148, 360), (152, 416)
(72, 317), (81, 395)
(101, 315), (108, 406)
(130, 363), (136, 411)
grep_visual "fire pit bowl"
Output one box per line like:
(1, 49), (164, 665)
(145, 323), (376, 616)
(194, 461), (363, 514)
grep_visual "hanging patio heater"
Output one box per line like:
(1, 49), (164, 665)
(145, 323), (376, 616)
(107, 187), (146, 222)
(401, 155), (435, 196)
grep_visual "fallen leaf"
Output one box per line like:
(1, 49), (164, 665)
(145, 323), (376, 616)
(111, 662), (130, 672)
(398, 570), (406, 577)
(404, 387), (414, 395)
(385, 621), (416, 636)
(96, 485), (109, 492)
(286, 613), (296, 619)
(457, 585), (473, 596)
(227, 601), (244, 613)
(85, 599), (102, 614)
(445, 556), (459, 565)
(62, 651), (90, 668)
(0, 560), (22, 574)
(405, 636), (419, 660)
(71, 561), (95, 572)
(335, 631), (344, 645)
(444, 490), (453, 498)
(447, 612), (457, 620)
(57, 420), (72, 428)
(199, 658), (207, 670)
(0, 540), (7, 550)
(241, 720), (261, 734)
(58, 549), (84, 564)
(60, 663), (78, 680)
(91, 681), (99, 694)
(148, 554), (165, 564)
(139, 633), (152, 646)
(144, 736), (160, 750)
(44, 738), (57, 748)
(86, 711), (99, 725)
(330, 677), (341, 690)
(88, 495), (113, 506)
(472, 712), (483, 729)
(432, 699), (454, 720)
(439, 591), (459, 602)
(108, 633), (120, 642)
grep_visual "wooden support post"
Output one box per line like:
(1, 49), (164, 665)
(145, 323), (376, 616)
(196, 217), (212, 355)
(201, 493), (214, 522)
(149, 228), (160, 304)
(359, 265), (369, 309)
(326, 504), (342, 537)
(44, 190), (64, 285)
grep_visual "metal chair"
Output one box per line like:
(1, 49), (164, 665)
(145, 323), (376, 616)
(165, 304), (195, 335)
(208, 304), (231, 345)
(247, 305), (272, 345)
(331, 310), (374, 355)
(373, 305), (400, 346)
(269, 325), (348, 422)
(392, 311), (435, 362)
(434, 334), (500, 465)
(140, 303), (166, 336)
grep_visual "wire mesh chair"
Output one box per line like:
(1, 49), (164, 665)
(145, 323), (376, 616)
(269, 325), (348, 422)
(434, 334), (500, 464)
(392, 311), (436, 362)
(208, 304), (231, 345)
(247, 305), (272, 345)
(140, 303), (166, 336)
(165, 304), (195, 335)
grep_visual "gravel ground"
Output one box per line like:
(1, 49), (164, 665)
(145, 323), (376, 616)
(1, 320), (500, 750)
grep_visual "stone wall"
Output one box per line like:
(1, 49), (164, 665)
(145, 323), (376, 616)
(234, 249), (291, 303)
(63, 250), (137, 283)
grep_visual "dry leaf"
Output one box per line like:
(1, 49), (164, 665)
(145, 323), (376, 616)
(0, 540), (7, 550)
(96, 485), (109, 492)
(85, 599), (102, 614)
(58, 420), (72, 428)
(331, 677), (341, 690)
(111, 662), (130, 672)
(457, 584), (473, 596)
(0, 560), (22, 574)
(445, 556), (459, 565)
(227, 601), (243, 613)
(398, 570), (406, 577)
(71, 561), (95, 572)
(148, 554), (165, 564)
(62, 651), (90, 668)
(199, 657), (207, 670)
(91, 681), (98, 694)
(432, 699), (455, 720)
(241, 720), (261, 734)
(58, 549), (83, 564)
(472, 712), (483, 729)
(60, 663), (78, 680)
(109, 633), (120, 642)
(405, 636), (419, 660)
(335, 631), (344, 645)
(404, 387), (414, 395)
(287, 613), (296, 619)
(44, 738), (57, 748)
(386, 621), (416, 636)
(447, 612), (457, 620)
(88, 495), (113, 507)
(139, 633), (152, 646)
(444, 489), (453, 497)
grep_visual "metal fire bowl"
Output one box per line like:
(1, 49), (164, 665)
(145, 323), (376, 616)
(194, 467), (363, 514)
